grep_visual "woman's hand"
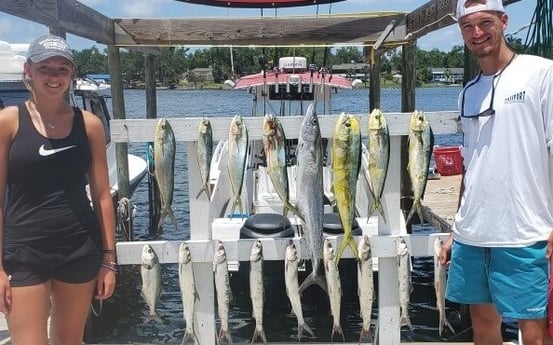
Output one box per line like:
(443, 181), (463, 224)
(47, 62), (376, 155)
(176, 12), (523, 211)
(95, 266), (116, 300)
(0, 270), (12, 314)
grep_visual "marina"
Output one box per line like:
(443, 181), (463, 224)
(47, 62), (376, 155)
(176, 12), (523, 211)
(0, 0), (539, 344)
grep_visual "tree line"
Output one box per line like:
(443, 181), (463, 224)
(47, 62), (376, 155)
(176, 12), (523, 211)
(73, 37), (526, 88)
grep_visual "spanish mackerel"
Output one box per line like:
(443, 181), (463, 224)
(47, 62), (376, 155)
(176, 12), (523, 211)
(196, 118), (213, 200)
(406, 110), (434, 224)
(296, 104), (326, 294)
(332, 113), (361, 263)
(262, 114), (301, 219)
(367, 108), (390, 223)
(153, 118), (177, 231)
(284, 241), (315, 341)
(178, 242), (200, 345)
(227, 115), (249, 217)
(434, 238), (455, 337)
(213, 240), (233, 344)
(249, 240), (267, 344)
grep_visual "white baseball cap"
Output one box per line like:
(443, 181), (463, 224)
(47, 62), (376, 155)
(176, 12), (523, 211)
(456, 0), (505, 20)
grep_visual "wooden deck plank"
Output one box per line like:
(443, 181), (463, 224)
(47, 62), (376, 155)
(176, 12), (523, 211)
(421, 174), (462, 232)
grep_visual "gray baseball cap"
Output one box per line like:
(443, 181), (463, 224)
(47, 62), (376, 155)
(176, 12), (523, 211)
(27, 34), (74, 64)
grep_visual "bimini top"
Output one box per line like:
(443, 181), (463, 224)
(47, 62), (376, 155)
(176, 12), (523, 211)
(178, 0), (345, 8)
(233, 57), (354, 89)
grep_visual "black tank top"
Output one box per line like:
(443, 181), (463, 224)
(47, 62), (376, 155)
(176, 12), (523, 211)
(4, 103), (98, 245)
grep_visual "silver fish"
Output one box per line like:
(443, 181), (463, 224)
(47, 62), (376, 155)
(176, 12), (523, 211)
(227, 115), (249, 217)
(434, 238), (455, 337)
(196, 118), (213, 200)
(249, 240), (267, 344)
(213, 240), (233, 345)
(154, 118), (178, 231)
(178, 242), (200, 345)
(141, 244), (162, 324)
(296, 104), (326, 294)
(367, 108), (390, 223)
(357, 235), (374, 343)
(406, 110), (433, 224)
(323, 238), (344, 342)
(262, 114), (301, 219)
(284, 241), (315, 341)
(332, 113), (361, 263)
(397, 238), (412, 328)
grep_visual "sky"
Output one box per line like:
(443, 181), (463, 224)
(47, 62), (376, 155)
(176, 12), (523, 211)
(0, 0), (536, 53)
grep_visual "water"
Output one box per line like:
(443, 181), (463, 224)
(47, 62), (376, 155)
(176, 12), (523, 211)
(88, 86), (517, 343)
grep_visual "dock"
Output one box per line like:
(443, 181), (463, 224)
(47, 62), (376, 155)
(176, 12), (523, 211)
(422, 174), (463, 232)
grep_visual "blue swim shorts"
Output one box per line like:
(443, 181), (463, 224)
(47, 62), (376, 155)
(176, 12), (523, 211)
(445, 240), (548, 319)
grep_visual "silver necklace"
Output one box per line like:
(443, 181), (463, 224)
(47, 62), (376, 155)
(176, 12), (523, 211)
(29, 100), (56, 130)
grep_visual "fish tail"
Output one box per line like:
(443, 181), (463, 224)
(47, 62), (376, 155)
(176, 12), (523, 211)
(228, 195), (244, 218)
(370, 198), (387, 224)
(251, 327), (267, 345)
(217, 327), (233, 345)
(168, 207), (178, 231)
(195, 184), (210, 200)
(331, 324), (345, 343)
(143, 313), (163, 324)
(181, 330), (200, 345)
(286, 203), (304, 222)
(298, 269), (327, 295)
(440, 314), (455, 336)
(358, 326), (374, 344)
(298, 322), (315, 340)
(336, 234), (359, 264)
(400, 312), (412, 329)
(405, 200), (421, 225)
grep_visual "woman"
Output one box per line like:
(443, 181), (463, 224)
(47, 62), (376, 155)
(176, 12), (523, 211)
(0, 34), (117, 344)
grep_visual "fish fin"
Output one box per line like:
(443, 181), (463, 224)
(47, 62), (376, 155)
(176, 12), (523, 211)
(251, 328), (267, 345)
(299, 322), (315, 340)
(331, 324), (345, 343)
(336, 234), (359, 264)
(358, 326), (374, 344)
(298, 270), (327, 295)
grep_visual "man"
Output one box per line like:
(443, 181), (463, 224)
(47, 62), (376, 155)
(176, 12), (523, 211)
(440, 0), (553, 344)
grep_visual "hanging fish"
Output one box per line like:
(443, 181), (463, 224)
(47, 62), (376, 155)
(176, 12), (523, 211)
(332, 113), (361, 263)
(153, 118), (177, 231)
(367, 108), (390, 223)
(227, 115), (249, 217)
(196, 118), (213, 200)
(406, 110), (434, 224)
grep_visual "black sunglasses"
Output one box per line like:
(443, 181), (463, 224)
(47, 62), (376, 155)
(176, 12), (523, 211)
(460, 53), (517, 119)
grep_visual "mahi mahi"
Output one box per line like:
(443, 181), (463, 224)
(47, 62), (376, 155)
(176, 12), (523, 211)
(262, 114), (301, 219)
(332, 113), (361, 263)
(296, 104), (327, 294)
(406, 110), (434, 224)
(249, 240), (267, 344)
(141, 244), (163, 324)
(214, 240), (233, 344)
(434, 238), (455, 337)
(153, 118), (177, 231)
(227, 115), (249, 217)
(178, 242), (200, 345)
(367, 108), (390, 223)
(196, 118), (213, 200)
(284, 241), (315, 341)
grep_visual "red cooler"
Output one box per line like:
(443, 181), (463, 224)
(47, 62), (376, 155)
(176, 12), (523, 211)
(433, 146), (463, 176)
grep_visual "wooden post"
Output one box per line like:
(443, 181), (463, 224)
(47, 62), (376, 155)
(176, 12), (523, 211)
(367, 46), (381, 111)
(463, 46), (479, 86)
(400, 42), (417, 230)
(107, 45), (131, 207)
(145, 54), (161, 233)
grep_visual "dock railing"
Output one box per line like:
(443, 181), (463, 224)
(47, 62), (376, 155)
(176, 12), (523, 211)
(110, 110), (461, 345)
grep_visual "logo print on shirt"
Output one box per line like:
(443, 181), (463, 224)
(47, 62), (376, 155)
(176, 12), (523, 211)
(504, 91), (526, 104)
(38, 144), (76, 157)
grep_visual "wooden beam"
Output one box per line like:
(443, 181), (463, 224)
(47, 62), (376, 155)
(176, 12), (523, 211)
(114, 13), (408, 47)
(0, 0), (114, 44)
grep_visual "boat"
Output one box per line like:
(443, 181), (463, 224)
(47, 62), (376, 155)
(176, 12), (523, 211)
(0, 40), (148, 200)
(178, 0), (346, 8)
